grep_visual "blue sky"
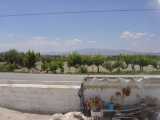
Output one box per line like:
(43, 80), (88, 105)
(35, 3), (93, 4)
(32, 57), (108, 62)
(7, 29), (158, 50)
(0, 0), (160, 53)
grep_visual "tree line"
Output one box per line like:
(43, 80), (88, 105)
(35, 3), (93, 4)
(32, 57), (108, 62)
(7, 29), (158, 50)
(0, 49), (40, 72)
(66, 52), (160, 73)
(0, 49), (160, 74)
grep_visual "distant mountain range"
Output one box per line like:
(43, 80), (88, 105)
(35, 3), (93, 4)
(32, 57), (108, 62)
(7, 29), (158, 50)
(46, 48), (160, 56)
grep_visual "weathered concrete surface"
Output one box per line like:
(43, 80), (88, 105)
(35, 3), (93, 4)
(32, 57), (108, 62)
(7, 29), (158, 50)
(0, 73), (86, 113)
(83, 76), (160, 106)
(0, 84), (80, 114)
(0, 107), (50, 120)
(0, 73), (160, 113)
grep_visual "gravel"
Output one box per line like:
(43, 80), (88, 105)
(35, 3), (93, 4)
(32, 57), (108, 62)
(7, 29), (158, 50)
(0, 107), (89, 120)
(0, 107), (50, 120)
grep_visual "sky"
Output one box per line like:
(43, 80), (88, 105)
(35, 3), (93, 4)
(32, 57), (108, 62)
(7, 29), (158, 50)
(0, 0), (160, 53)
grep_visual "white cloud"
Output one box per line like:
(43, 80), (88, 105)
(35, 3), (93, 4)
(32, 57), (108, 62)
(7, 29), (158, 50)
(0, 36), (96, 53)
(87, 40), (97, 44)
(120, 31), (147, 41)
(148, 0), (160, 8)
(64, 38), (82, 47)
(120, 31), (160, 52)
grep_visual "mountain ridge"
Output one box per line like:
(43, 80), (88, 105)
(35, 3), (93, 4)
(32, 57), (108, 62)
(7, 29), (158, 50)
(46, 48), (160, 56)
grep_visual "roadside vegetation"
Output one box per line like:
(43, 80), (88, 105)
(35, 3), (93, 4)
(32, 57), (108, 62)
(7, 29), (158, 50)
(0, 49), (160, 74)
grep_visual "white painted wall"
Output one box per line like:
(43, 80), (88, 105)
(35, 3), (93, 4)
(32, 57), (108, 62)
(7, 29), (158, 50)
(0, 84), (80, 114)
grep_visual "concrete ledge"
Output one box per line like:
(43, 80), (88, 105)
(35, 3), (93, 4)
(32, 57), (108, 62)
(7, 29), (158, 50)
(0, 84), (80, 89)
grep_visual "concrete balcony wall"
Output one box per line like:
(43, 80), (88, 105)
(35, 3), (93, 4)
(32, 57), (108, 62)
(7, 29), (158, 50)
(0, 84), (80, 114)
(0, 74), (160, 114)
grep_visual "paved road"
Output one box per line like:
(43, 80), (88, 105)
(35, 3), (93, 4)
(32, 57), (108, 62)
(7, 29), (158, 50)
(0, 73), (87, 85)
(0, 73), (160, 85)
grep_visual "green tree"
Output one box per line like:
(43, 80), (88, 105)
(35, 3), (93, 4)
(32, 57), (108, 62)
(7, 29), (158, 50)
(79, 65), (87, 73)
(92, 55), (106, 73)
(151, 59), (160, 70)
(49, 61), (64, 73)
(49, 61), (59, 73)
(16, 53), (25, 67)
(67, 52), (82, 68)
(122, 55), (137, 72)
(24, 50), (39, 69)
(41, 62), (49, 72)
(4, 49), (19, 64)
(136, 56), (150, 72)
(0, 53), (5, 62)
(57, 61), (64, 73)
(81, 55), (93, 66)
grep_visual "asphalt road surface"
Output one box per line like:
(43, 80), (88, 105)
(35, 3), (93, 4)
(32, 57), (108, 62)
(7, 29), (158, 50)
(0, 73), (160, 85)
(0, 73), (88, 85)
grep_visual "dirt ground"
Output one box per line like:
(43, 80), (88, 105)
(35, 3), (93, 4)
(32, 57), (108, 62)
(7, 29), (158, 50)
(0, 107), (51, 120)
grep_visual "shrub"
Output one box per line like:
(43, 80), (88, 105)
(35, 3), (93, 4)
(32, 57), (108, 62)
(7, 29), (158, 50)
(79, 66), (87, 73)
(0, 64), (17, 72)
